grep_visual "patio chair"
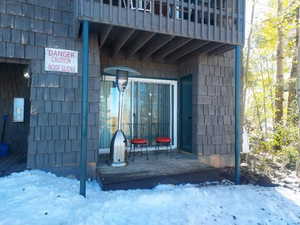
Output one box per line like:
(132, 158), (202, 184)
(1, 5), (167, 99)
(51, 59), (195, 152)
(128, 123), (149, 161)
(155, 137), (172, 157)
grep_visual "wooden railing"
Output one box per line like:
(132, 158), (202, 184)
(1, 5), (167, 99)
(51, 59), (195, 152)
(77, 0), (245, 45)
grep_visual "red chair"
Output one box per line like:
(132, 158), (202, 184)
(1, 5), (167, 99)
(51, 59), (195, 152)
(155, 137), (172, 157)
(129, 138), (149, 161)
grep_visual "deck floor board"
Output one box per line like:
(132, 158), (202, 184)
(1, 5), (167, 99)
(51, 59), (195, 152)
(97, 151), (224, 190)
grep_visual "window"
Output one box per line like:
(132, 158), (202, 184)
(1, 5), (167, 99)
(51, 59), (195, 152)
(99, 76), (177, 151)
(130, 0), (152, 12)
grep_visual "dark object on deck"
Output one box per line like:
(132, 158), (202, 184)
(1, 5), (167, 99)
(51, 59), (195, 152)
(0, 115), (9, 157)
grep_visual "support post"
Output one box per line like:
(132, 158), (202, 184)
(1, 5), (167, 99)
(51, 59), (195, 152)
(234, 45), (241, 185)
(80, 20), (89, 197)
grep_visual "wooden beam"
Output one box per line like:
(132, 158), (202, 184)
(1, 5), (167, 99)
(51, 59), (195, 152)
(140, 35), (174, 60)
(167, 40), (208, 62)
(126, 32), (155, 58)
(207, 44), (234, 56)
(198, 42), (225, 55)
(112, 28), (135, 57)
(99, 25), (112, 48)
(152, 37), (193, 61)
(178, 43), (225, 62)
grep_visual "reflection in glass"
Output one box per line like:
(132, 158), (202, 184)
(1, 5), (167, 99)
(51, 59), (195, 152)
(100, 79), (173, 149)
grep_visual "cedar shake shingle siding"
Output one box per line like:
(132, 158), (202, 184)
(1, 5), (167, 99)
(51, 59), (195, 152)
(0, 0), (242, 177)
(0, 0), (100, 176)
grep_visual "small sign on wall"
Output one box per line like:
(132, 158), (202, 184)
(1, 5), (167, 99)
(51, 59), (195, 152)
(45, 48), (78, 73)
(13, 98), (24, 122)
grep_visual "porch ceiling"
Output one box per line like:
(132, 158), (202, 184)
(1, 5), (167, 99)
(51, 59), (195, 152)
(89, 23), (234, 63)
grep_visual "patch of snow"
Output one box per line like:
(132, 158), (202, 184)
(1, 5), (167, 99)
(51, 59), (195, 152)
(0, 170), (300, 225)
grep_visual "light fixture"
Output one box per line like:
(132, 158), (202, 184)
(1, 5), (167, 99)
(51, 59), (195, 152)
(23, 67), (30, 79)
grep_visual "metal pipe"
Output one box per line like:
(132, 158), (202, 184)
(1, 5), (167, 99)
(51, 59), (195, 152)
(117, 91), (125, 130)
(118, 91), (122, 130)
(120, 92), (125, 130)
(234, 45), (241, 185)
(80, 20), (89, 197)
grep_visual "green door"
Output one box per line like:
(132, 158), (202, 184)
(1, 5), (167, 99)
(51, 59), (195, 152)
(180, 75), (192, 153)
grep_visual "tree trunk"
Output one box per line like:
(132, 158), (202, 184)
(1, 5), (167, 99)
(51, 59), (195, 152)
(287, 56), (298, 124)
(274, 0), (284, 150)
(296, 7), (300, 126)
(242, 0), (256, 125)
(287, 7), (300, 126)
(241, 0), (256, 152)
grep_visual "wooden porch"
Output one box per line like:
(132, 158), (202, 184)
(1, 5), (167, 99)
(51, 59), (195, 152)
(97, 151), (226, 190)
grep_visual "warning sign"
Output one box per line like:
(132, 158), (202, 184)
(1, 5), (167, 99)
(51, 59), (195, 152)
(45, 48), (78, 73)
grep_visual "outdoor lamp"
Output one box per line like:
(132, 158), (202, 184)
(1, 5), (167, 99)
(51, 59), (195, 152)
(23, 67), (30, 79)
(116, 69), (128, 93)
(104, 66), (140, 167)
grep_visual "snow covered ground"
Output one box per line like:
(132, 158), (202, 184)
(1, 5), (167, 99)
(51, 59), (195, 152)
(0, 171), (300, 225)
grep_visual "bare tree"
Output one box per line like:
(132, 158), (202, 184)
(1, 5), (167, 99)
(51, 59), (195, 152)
(242, 0), (256, 125)
(274, 0), (284, 150)
(296, 7), (300, 121)
(287, 7), (300, 126)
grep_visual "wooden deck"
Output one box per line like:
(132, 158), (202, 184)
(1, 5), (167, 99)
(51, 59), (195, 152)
(97, 151), (225, 190)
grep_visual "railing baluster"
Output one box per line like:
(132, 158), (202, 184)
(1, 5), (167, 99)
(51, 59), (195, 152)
(214, 0), (216, 40)
(188, 0), (190, 35)
(91, 0), (94, 18)
(159, 0), (162, 31)
(99, 0), (104, 19)
(127, 0), (130, 25)
(242, 0), (245, 43)
(135, 0), (138, 27)
(110, 0), (113, 21)
(101, 0), (104, 20)
(144, 0), (146, 28)
(226, 0), (228, 42)
(181, 0), (183, 34)
(201, 0), (204, 37)
(173, 0), (176, 33)
(208, 0), (210, 39)
(195, 0), (198, 37)
(151, 0), (154, 29)
(220, 0), (223, 40)
(231, 0), (235, 43)
(81, 0), (84, 17)
(237, 0), (240, 43)
(95, 0), (99, 20)
(118, 0), (121, 23)
(167, 0), (170, 32)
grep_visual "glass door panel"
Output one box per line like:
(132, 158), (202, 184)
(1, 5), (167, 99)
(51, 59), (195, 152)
(99, 78), (175, 149)
(99, 80), (132, 149)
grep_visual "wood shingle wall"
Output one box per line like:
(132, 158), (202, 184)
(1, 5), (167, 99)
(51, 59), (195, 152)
(0, 0), (101, 177)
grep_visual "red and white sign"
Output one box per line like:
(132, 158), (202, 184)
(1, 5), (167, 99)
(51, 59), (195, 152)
(45, 48), (78, 73)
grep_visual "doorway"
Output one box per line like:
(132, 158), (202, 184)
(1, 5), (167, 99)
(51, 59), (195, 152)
(0, 63), (30, 176)
(99, 76), (178, 151)
(180, 74), (193, 153)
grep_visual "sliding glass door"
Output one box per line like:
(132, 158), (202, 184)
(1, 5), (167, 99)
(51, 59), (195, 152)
(99, 76), (177, 151)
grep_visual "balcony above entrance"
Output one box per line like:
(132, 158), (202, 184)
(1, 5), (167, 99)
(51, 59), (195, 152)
(76, 0), (244, 63)
(77, 0), (245, 47)
(81, 22), (237, 63)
